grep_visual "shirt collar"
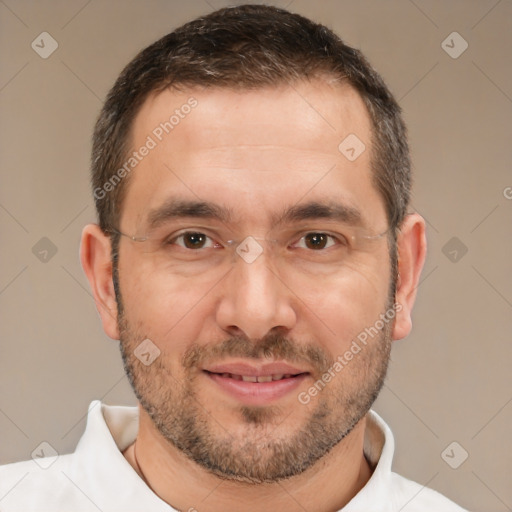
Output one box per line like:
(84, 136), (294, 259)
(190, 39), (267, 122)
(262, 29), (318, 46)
(71, 401), (396, 510)
(69, 401), (175, 510)
(343, 409), (396, 511)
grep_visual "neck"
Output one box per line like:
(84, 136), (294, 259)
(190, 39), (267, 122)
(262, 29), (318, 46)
(123, 405), (373, 512)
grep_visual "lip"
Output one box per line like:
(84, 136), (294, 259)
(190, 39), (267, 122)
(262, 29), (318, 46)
(203, 361), (310, 406)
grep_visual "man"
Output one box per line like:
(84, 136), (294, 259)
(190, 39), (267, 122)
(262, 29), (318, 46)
(0, 4), (468, 511)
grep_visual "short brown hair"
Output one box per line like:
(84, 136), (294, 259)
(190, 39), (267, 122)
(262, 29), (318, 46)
(91, 4), (410, 237)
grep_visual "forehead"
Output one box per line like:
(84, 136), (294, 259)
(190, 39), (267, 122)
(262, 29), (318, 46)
(134, 80), (371, 159)
(122, 79), (384, 230)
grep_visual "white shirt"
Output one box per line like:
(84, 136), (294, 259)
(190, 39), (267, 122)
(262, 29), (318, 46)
(0, 400), (468, 511)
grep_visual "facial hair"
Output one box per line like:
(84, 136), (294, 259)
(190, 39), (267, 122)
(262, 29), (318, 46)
(117, 302), (393, 484)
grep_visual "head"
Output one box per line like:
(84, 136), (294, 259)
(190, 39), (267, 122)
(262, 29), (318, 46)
(81, 4), (426, 483)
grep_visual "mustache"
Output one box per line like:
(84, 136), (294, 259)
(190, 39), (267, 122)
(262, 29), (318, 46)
(182, 331), (334, 375)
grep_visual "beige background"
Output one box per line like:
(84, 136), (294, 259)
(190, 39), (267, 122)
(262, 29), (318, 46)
(1, 1), (511, 510)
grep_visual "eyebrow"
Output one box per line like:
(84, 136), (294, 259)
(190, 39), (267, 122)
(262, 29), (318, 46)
(146, 198), (234, 229)
(271, 201), (363, 227)
(145, 197), (363, 230)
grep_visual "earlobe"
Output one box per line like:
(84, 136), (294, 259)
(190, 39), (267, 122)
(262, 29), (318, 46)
(80, 224), (120, 340)
(392, 213), (427, 341)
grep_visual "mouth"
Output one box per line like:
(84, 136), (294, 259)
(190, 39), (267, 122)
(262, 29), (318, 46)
(204, 371), (305, 383)
(202, 362), (310, 405)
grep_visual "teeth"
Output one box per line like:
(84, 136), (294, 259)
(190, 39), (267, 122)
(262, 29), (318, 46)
(217, 372), (298, 381)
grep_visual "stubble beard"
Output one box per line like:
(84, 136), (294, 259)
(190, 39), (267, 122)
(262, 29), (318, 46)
(117, 300), (393, 484)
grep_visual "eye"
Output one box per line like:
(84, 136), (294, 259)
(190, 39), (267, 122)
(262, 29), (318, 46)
(169, 231), (218, 250)
(294, 232), (345, 250)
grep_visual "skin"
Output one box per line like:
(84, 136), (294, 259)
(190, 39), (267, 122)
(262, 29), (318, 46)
(81, 79), (426, 511)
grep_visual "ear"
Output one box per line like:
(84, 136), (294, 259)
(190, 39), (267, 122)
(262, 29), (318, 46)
(80, 224), (120, 340)
(392, 213), (427, 341)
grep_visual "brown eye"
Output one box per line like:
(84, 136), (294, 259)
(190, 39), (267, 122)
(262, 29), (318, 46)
(304, 233), (329, 250)
(299, 232), (336, 251)
(173, 232), (214, 250)
(184, 232), (207, 249)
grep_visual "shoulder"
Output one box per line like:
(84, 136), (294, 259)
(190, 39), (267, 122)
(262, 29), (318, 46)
(390, 472), (469, 512)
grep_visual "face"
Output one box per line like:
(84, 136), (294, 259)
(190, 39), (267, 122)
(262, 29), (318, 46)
(115, 80), (395, 483)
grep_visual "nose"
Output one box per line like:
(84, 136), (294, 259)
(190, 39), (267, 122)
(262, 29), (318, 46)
(215, 243), (297, 340)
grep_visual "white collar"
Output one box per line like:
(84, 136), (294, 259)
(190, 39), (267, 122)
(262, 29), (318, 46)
(71, 400), (395, 510)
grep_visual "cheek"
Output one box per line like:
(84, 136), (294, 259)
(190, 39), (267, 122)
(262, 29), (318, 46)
(118, 243), (391, 354)
(295, 258), (390, 345)
(118, 254), (219, 347)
